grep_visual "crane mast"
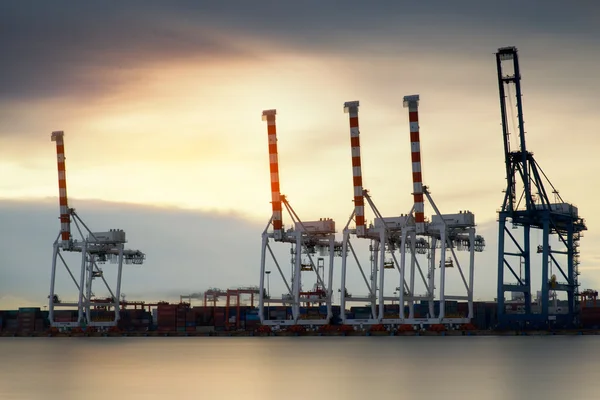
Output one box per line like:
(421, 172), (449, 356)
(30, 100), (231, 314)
(262, 110), (284, 241)
(495, 46), (586, 329)
(344, 101), (366, 238)
(403, 95), (425, 234)
(51, 131), (72, 248)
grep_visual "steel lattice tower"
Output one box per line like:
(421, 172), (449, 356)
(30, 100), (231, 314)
(495, 47), (587, 329)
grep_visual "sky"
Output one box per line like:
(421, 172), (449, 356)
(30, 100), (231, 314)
(1, 1), (599, 309)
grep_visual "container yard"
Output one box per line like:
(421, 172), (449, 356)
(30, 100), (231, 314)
(2, 46), (598, 338)
(2, 295), (600, 337)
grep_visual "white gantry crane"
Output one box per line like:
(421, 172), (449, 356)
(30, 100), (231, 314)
(399, 95), (485, 325)
(48, 131), (146, 328)
(258, 110), (343, 326)
(340, 101), (414, 325)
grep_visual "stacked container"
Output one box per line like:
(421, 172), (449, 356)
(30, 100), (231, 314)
(245, 309), (260, 331)
(305, 307), (321, 320)
(91, 310), (114, 323)
(53, 309), (78, 324)
(17, 308), (40, 334)
(383, 304), (400, 318)
(213, 307), (225, 331)
(267, 306), (286, 321)
(176, 305), (187, 332)
(156, 304), (178, 332)
(485, 302), (497, 329)
(457, 301), (469, 317)
(350, 306), (371, 319)
(193, 306), (213, 327)
(418, 300), (459, 317)
(3, 311), (18, 332)
(185, 309), (196, 333)
(331, 305), (341, 317)
(472, 302), (487, 329)
(118, 309), (151, 331)
(580, 306), (600, 329)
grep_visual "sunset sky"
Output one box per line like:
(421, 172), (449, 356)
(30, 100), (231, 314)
(1, 1), (599, 309)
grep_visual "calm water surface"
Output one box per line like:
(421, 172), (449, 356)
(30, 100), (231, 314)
(0, 336), (598, 400)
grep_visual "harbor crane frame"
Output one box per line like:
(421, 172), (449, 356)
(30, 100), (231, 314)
(48, 131), (145, 329)
(225, 287), (260, 330)
(340, 100), (412, 326)
(339, 99), (485, 327)
(495, 46), (586, 329)
(399, 95), (485, 326)
(258, 110), (343, 327)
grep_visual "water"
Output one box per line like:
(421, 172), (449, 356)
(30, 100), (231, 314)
(1, 336), (599, 399)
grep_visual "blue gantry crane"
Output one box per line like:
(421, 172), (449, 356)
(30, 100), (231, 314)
(495, 46), (587, 329)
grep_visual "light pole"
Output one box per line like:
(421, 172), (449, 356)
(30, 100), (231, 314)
(266, 270), (271, 320)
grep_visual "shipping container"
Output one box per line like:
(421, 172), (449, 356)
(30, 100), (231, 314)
(19, 307), (41, 313)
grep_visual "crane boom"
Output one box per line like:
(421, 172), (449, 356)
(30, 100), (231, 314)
(343, 101), (366, 237)
(51, 131), (71, 248)
(262, 109), (284, 241)
(402, 95), (425, 234)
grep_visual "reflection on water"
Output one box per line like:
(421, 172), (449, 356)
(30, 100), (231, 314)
(0, 336), (599, 400)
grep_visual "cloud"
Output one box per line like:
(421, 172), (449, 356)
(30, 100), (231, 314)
(1, 0), (598, 107)
(0, 2), (257, 106)
(2, 197), (597, 310)
(0, 198), (266, 307)
(1, 1), (599, 309)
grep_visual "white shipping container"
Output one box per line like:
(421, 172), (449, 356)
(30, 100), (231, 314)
(295, 219), (335, 233)
(374, 216), (410, 230)
(431, 212), (475, 227)
(87, 229), (126, 243)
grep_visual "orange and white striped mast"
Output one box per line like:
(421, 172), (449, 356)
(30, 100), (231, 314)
(403, 95), (425, 234)
(343, 101), (366, 237)
(262, 109), (284, 241)
(51, 130), (72, 247)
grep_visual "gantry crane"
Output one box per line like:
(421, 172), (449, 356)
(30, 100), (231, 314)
(225, 286), (259, 330)
(340, 101), (412, 325)
(180, 292), (203, 306)
(495, 46), (586, 329)
(399, 95), (485, 325)
(203, 288), (227, 308)
(577, 289), (598, 309)
(258, 110), (343, 326)
(48, 131), (145, 328)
